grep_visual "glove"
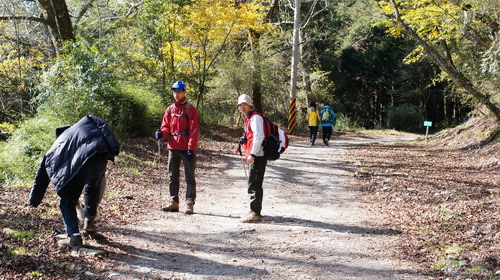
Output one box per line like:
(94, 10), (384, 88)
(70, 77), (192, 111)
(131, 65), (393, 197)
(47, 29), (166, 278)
(184, 150), (195, 160)
(239, 135), (247, 145)
(155, 129), (163, 139)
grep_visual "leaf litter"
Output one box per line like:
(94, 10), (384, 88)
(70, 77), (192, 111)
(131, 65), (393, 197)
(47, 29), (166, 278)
(346, 116), (499, 279)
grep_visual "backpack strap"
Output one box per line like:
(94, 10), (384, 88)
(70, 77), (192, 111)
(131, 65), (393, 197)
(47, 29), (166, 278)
(168, 103), (191, 118)
(170, 130), (189, 136)
(167, 103), (191, 136)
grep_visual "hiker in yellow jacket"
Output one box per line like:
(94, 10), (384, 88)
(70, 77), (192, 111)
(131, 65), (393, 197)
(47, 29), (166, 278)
(305, 102), (320, 145)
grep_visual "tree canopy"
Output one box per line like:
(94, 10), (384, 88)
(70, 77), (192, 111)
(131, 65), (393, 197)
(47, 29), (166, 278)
(377, 0), (499, 120)
(1, 0), (498, 185)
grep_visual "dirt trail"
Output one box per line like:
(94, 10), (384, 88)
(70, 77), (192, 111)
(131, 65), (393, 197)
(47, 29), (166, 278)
(104, 134), (423, 279)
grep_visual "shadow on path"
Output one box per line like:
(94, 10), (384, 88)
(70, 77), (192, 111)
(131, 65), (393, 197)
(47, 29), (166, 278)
(262, 215), (403, 235)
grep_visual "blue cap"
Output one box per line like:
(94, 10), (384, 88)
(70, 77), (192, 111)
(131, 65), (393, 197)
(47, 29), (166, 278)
(171, 81), (186, 91)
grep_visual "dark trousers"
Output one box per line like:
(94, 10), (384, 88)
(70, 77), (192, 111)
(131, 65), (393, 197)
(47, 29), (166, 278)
(248, 157), (267, 215)
(309, 126), (318, 143)
(322, 126), (332, 140)
(58, 155), (107, 235)
(168, 150), (197, 203)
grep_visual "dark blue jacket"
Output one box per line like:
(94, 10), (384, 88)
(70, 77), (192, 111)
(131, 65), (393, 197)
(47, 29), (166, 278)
(29, 115), (120, 207)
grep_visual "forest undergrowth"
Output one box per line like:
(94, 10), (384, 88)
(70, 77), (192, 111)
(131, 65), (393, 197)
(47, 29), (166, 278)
(346, 116), (499, 279)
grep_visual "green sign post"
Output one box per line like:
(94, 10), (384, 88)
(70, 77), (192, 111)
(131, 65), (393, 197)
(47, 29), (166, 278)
(424, 121), (432, 140)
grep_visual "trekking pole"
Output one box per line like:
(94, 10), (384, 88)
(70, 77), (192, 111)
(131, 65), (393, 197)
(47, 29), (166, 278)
(36, 230), (60, 259)
(157, 139), (163, 210)
(238, 144), (249, 181)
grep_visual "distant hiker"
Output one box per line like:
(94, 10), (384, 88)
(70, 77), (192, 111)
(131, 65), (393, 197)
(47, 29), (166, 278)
(319, 104), (336, 146)
(235, 94), (267, 223)
(305, 102), (320, 145)
(28, 115), (120, 249)
(155, 81), (199, 214)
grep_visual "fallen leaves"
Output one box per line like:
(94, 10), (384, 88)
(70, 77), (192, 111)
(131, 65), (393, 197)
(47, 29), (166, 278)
(0, 124), (242, 279)
(346, 120), (499, 279)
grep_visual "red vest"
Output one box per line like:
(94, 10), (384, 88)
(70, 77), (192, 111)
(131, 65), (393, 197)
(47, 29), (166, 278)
(243, 111), (263, 158)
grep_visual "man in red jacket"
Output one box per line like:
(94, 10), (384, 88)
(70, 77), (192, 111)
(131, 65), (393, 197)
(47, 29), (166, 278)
(155, 81), (199, 214)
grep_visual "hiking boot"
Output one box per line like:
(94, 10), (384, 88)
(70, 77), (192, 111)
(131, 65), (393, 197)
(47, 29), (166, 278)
(58, 234), (83, 249)
(323, 138), (329, 146)
(185, 200), (194, 214)
(162, 201), (179, 212)
(83, 216), (96, 233)
(241, 212), (262, 223)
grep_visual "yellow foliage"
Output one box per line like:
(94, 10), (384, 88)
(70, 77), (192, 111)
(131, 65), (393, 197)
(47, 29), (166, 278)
(403, 45), (424, 64)
(0, 43), (47, 89)
(0, 122), (16, 135)
(378, 0), (462, 42)
(377, 0), (497, 73)
(160, 0), (273, 76)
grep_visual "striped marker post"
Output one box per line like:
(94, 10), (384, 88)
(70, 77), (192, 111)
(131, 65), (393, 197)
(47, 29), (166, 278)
(288, 97), (297, 135)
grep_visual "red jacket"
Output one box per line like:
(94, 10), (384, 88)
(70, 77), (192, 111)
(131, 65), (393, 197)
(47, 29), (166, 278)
(160, 100), (199, 151)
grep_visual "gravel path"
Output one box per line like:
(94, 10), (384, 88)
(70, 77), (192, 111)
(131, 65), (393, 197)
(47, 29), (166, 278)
(105, 133), (423, 279)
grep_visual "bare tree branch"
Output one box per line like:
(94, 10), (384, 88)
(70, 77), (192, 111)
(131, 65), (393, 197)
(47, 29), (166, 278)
(74, 0), (96, 25)
(0, 16), (47, 24)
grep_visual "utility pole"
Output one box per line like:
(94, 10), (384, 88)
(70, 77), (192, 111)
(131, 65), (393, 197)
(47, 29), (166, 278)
(288, 0), (300, 135)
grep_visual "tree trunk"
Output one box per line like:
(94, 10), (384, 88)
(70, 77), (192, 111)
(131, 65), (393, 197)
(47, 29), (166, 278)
(249, 30), (263, 113)
(387, 0), (500, 122)
(239, 0), (280, 114)
(299, 29), (312, 96)
(37, 0), (75, 42)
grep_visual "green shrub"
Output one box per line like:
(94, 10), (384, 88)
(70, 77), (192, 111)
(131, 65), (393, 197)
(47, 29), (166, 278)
(118, 82), (165, 136)
(36, 40), (117, 126)
(335, 113), (363, 131)
(36, 39), (163, 138)
(0, 118), (61, 186)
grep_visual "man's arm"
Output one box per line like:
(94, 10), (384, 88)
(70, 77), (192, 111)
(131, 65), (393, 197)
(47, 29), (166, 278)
(249, 114), (264, 157)
(160, 106), (172, 139)
(187, 105), (199, 151)
(28, 156), (50, 207)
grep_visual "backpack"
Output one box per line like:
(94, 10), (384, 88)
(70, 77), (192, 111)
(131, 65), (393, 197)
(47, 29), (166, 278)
(321, 109), (332, 123)
(262, 117), (289, 161)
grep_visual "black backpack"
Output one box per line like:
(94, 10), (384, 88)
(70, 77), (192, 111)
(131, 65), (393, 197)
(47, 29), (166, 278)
(245, 112), (288, 161)
(263, 118), (282, 160)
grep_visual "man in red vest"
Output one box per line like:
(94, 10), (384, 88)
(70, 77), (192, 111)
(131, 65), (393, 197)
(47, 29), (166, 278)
(236, 94), (267, 223)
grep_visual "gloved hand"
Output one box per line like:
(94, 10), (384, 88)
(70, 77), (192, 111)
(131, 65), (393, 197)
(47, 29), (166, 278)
(239, 135), (247, 145)
(235, 143), (242, 155)
(155, 129), (163, 139)
(184, 150), (195, 160)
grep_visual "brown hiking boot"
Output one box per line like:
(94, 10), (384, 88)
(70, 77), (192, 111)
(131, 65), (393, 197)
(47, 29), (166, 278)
(185, 200), (194, 214)
(58, 234), (83, 249)
(162, 201), (179, 212)
(83, 216), (96, 233)
(241, 212), (262, 223)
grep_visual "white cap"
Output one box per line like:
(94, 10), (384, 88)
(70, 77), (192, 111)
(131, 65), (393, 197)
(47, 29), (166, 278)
(237, 94), (253, 107)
